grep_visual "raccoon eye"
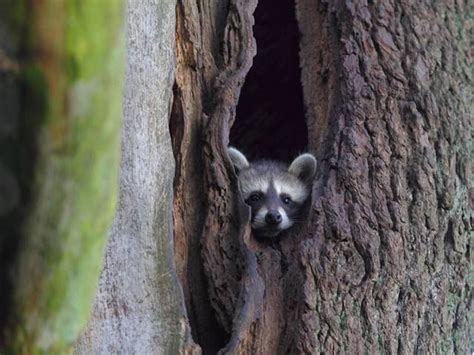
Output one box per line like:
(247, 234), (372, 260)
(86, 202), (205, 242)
(282, 196), (292, 205)
(249, 193), (262, 202)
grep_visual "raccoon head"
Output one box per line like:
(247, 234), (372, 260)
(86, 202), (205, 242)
(228, 147), (317, 238)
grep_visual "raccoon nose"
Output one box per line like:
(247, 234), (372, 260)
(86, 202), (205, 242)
(265, 210), (282, 225)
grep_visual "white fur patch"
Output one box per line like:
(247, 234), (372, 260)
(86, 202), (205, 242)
(228, 147), (249, 170)
(278, 207), (293, 230)
(240, 177), (269, 199)
(288, 153), (317, 180)
(273, 179), (308, 204)
(252, 207), (268, 229)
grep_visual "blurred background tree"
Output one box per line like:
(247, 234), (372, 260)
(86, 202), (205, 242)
(0, 1), (125, 352)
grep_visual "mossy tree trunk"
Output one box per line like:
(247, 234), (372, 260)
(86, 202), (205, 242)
(0, 1), (125, 353)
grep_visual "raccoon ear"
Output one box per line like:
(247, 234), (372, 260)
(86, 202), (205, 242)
(288, 153), (317, 183)
(228, 147), (250, 171)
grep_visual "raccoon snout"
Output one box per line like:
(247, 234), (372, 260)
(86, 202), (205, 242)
(265, 210), (282, 225)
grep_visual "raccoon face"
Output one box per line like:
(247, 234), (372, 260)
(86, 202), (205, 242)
(228, 147), (317, 238)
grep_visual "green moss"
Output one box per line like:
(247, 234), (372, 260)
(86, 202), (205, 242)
(8, 1), (126, 353)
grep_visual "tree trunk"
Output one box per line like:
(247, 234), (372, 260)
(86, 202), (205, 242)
(4, 0), (466, 353)
(172, 0), (472, 354)
(0, 1), (125, 353)
(75, 1), (198, 354)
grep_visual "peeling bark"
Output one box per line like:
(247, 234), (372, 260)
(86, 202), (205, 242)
(172, 0), (471, 354)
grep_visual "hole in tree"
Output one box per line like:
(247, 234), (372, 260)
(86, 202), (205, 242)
(171, 0), (307, 353)
(230, 0), (307, 163)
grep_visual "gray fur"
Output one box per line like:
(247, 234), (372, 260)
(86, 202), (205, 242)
(228, 147), (250, 171)
(288, 153), (317, 184)
(228, 147), (317, 237)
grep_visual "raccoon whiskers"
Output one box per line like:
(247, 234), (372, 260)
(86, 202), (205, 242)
(228, 147), (316, 238)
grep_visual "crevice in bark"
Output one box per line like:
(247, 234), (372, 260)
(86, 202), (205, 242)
(169, 84), (228, 354)
(170, 0), (259, 353)
(230, 0), (307, 163)
(172, 0), (471, 353)
(169, 81), (228, 355)
(171, 0), (310, 352)
(171, 0), (329, 353)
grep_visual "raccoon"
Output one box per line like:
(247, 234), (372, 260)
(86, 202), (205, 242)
(228, 147), (317, 238)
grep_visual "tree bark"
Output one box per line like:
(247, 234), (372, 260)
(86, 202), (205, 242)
(172, 0), (472, 354)
(3, 0), (468, 353)
(293, 1), (471, 353)
(0, 1), (125, 353)
(75, 1), (198, 354)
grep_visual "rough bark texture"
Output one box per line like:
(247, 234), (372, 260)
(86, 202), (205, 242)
(172, 0), (471, 354)
(171, 0), (261, 353)
(0, 1), (125, 353)
(75, 1), (198, 354)
(1, 0), (469, 353)
(294, 1), (471, 353)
